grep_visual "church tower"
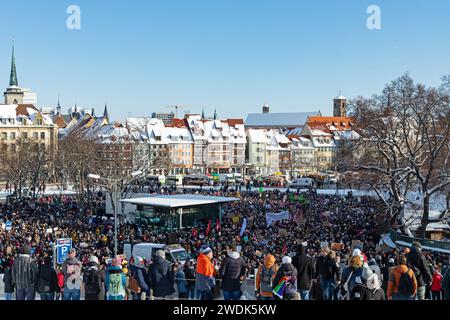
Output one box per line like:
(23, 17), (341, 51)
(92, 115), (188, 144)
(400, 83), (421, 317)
(333, 94), (347, 117)
(4, 42), (24, 104)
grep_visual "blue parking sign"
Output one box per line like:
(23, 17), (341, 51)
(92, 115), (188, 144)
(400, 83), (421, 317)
(56, 238), (72, 264)
(5, 221), (12, 231)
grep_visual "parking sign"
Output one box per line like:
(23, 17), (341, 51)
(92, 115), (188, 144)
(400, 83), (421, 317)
(56, 238), (72, 264)
(5, 221), (12, 231)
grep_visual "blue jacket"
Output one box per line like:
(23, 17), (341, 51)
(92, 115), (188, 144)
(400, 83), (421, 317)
(175, 269), (188, 293)
(130, 265), (149, 293)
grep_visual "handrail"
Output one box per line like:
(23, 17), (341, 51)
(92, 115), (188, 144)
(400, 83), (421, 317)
(388, 228), (450, 252)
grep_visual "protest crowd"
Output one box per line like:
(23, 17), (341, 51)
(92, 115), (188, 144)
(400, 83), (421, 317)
(1, 185), (450, 301)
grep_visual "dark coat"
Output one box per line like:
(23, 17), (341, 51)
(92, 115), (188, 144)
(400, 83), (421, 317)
(406, 248), (432, 287)
(3, 268), (14, 293)
(273, 263), (298, 299)
(184, 266), (196, 288)
(315, 255), (340, 281)
(147, 256), (175, 297)
(219, 252), (246, 292)
(82, 262), (105, 300)
(292, 253), (314, 290)
(37, 264), (58, 293)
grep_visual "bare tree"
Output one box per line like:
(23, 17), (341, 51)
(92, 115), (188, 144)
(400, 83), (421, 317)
(344, 74), (450, 238)
(0, 138), (52, 200)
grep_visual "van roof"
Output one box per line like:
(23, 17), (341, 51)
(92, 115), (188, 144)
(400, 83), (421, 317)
(166, 244), (183, 251)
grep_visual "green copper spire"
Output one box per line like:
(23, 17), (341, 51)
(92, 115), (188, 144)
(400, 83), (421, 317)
(9, 41), (18, 87)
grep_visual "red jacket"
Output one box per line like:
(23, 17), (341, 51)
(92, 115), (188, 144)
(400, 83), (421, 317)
(57, 272), (65, 289)
(431, 272), (442, 292)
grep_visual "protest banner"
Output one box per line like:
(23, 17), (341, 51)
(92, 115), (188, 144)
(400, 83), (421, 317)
(266, 211), (290, 227)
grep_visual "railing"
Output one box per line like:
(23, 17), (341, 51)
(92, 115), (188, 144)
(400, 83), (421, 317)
(389, 228), (450, 252)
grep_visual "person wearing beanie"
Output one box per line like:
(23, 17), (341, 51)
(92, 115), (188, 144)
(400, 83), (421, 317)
(256, 254), (279, 300)
(219, 244), (246, 300)
(406, 242), (432, 300)
(359, 273), (385, 300)
(83, 255), (105, 300)
(147, 250), (175, 299)
(292, 243), (314, 300)
(273, 256), (298, 300)
(368, 257), (382, 284)
(11, 245), (39, 300)
(61, 249), (82, 300)
(195, 246), (217, 300)
(105, 257), (127, 300)
(387, 255), (417, 300)
(129, 256), (149, 300)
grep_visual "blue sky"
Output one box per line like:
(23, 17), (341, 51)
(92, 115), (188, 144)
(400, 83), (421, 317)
(1, 0), (449, 120)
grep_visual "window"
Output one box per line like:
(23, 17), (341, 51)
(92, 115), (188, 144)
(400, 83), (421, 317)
(40, 132), (45, 140)
(23, 132), (28, 139)
(33, 132), (38, 139)
(1, 132), (6, 140)
(10, 132), (16, 140)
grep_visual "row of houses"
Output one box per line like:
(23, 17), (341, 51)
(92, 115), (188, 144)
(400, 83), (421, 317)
(0, 104), (359, 177)
(51, 104), (359, 177)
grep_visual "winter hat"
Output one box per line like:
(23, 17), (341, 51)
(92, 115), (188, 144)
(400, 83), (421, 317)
(90, 256), (99, 264)
(156, 250), (166, 259)
(282, 256), (292, 264)
(412, 242), (422, 250)
(367, 274), (381, 290)
(201, 246), (212, 254)
(134, 256), (144, 266)
(388, 258), (395, 264)
(111, 258), (122, 266)
(352, 249), (361, 257)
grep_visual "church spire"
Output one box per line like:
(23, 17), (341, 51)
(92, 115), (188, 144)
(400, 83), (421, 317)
(103, 103), (109, 123)
(213, 109), (217, 120)
(9, 41), (18, 87)
(56, 96), (62, 115)
(201, 108), (205, 120)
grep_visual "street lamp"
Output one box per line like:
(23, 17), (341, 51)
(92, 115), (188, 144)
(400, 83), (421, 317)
(88, 170), (143, 258)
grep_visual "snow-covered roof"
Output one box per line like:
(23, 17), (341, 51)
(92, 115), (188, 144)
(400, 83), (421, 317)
(248, 129), (267, 143)
(0, 104), (54, 127)
(312, 137), (336, 147)
(120, 194), (239, 208)
(245, 111), (321, 128)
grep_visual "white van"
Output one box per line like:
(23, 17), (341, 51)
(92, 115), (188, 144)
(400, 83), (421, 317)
(289, 177), (314, 188)
(123, 243), (190, 264)
(166, 175), (183, 186)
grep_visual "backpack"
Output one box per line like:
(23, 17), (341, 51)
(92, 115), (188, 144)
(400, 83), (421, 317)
(283, 273), (297, 297)
(128, 272), (141, 294)
(396, 268), (415, 296)
(84, 269), (101, 297)
(108, 272), (125, 297)
(260, 266), (275, 293)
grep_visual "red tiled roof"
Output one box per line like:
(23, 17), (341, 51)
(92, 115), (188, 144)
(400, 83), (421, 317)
(169, 118), (189, 128)
(16, 104), (38, 117)
(307, 116), (355, 131)
(225, 119), (244, 126)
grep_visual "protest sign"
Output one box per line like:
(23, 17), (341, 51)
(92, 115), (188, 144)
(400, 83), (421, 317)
(266, 211), (290, 227)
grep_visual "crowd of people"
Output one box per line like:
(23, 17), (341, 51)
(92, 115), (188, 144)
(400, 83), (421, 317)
(0, 186), (449, 301)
